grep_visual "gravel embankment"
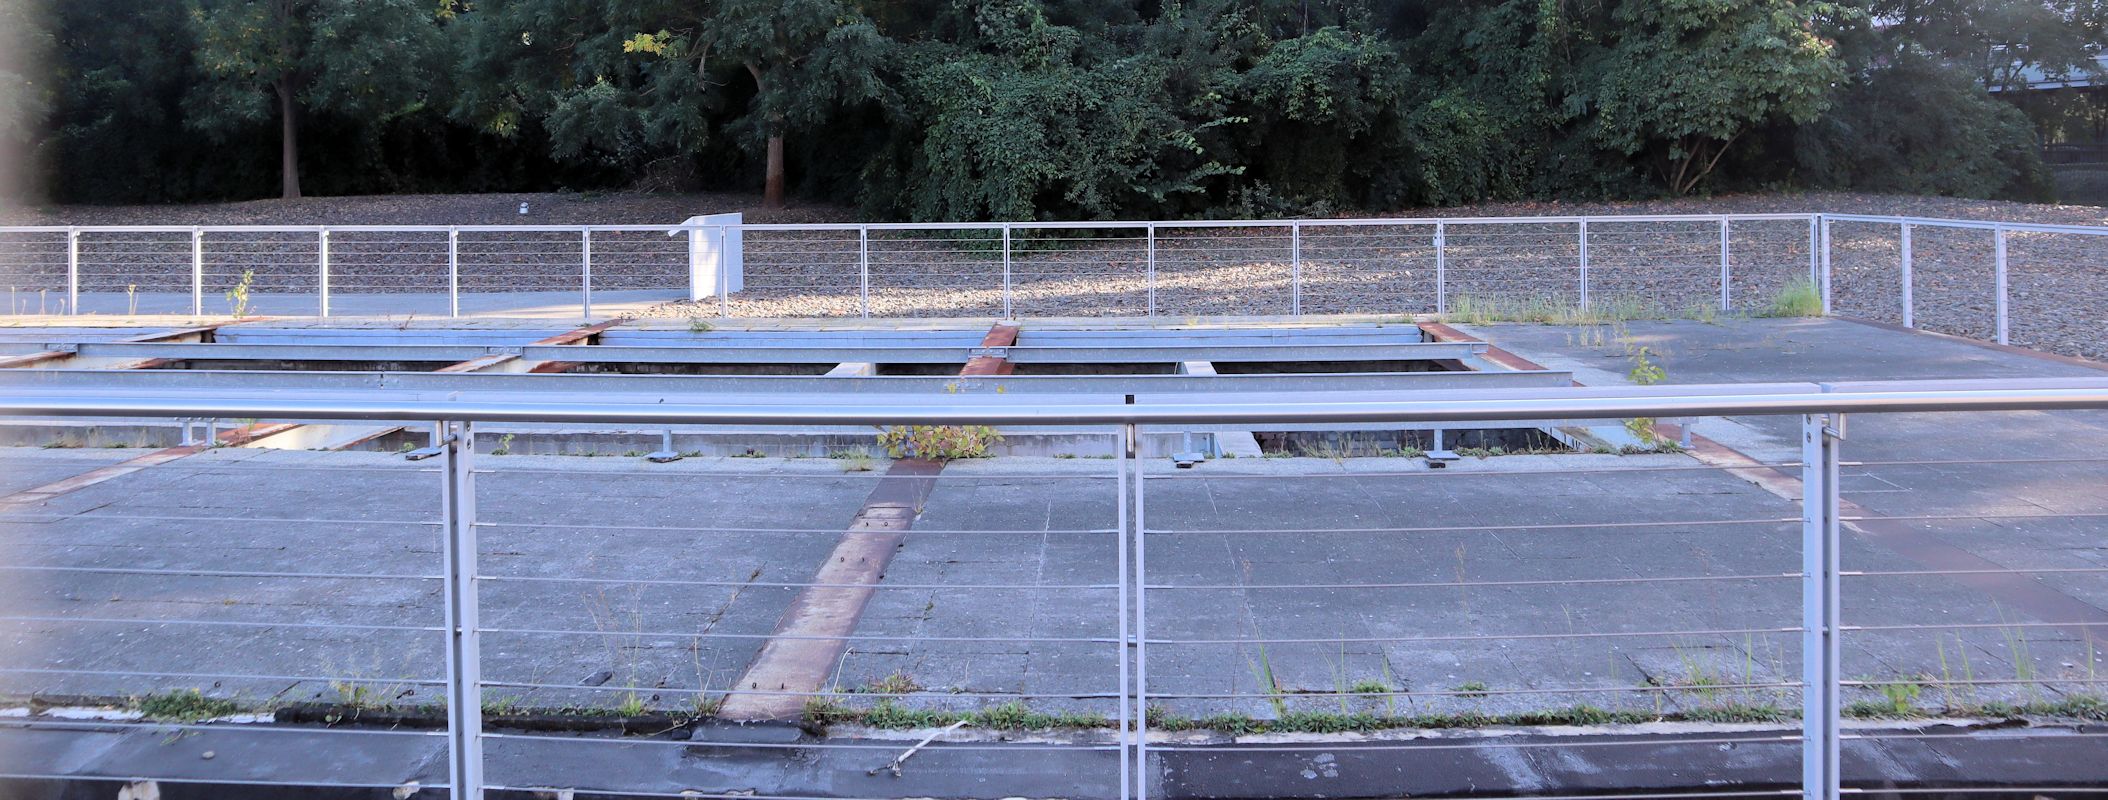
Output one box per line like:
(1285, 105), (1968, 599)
(4, 190), (2105, 359)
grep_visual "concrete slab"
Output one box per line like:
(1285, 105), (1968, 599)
(3, 314), (2108, 796)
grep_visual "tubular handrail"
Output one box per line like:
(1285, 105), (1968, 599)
(6, 378), (2108, 425)
(4, 211), (2104, 235)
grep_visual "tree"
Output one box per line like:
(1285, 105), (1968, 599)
(456, 0), (888, 208)
(877, 0), (1239, 220)
(1798, 51), (2052, 199)
(705, 0), (892, 208)
(1230, 25), (1412, 209)
(0, 0), (55, 198)
(186, 0), (442, 199)
(1872, 0), (2108, 90)
(1591, 0), (1843, 195)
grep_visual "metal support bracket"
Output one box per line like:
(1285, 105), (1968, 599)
(646, 430), (682, 463)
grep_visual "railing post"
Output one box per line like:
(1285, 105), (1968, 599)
(1899, 223), (1913, 329)
(1577, 218), (1590, 309)
(858, 226), (871, 319)
(440, 420), (484, 799)
(1800, 413), (1843, 800)
(190, 227), (204, 317)
(1718, 219), (1732, 312)
(1818, 216), (1831, 315)
(1145, 225), (1156, 318)
(318, 228), (331, 317)
(1002, 225), (1014, 320)
(66, 228), (79, 315)
(1128, 420), (1148, 800)
(1994, 224), (2009, 344)
(1434, 223), (1447, 315)
(580, 229), (593, 321)
(1114, 424), (1134, 800)
(448, 227), (460, 318)
(1290, 222), (1303, 317)
(1808, 215), (1821, 295)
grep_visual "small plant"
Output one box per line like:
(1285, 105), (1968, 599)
(138, 690), (240, 722)
(1760, 277), (1823, 318)
(327, 673), (409, 712)
(1624, 346), (1669, 447)
(1248, 645), (1287, 716)
(492, 432), (515, 456)
(833, 447), (875, 472)
(1880, 679), (1924, 715)
(876, 425), (1002, 459)
(224, 269), (255, 317)
(859, 672), (923, 695)
(687, 316), (713, 333)
(1451, 681), (1489, 697)
(615, 690), (647, 717)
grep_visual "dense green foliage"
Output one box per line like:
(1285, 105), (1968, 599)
(10, 0), (2102, 215)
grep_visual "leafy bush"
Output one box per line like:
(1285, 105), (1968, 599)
(1796, 53), (2053, 201)
(876, 425), (1002, 459)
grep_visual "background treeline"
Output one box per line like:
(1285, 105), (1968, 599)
(4, 0), (2104, 218)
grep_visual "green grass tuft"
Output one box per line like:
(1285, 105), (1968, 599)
(137, 690), (240, 722)
(1759, 278), (1823, 317)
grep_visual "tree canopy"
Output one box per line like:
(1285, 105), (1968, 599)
(12, 0), (2101, 214)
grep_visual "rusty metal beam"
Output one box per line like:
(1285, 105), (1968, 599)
(1417, 322), (1562, 375)
(0, 422), (299, 511)
(959, 323), (1019, 376)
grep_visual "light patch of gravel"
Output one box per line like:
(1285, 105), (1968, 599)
(4, 190), (2107, 360)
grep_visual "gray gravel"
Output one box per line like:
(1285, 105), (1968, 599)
(4, 190), (2106, 360)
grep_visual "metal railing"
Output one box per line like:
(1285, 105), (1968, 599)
(6, 211), (2106, 356)
(4, 378), (2108, 798)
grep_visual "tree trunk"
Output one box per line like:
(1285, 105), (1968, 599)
(276, 77), (301, 200)
(746, 62), (785, 209)
(763, 131), (785, 209)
